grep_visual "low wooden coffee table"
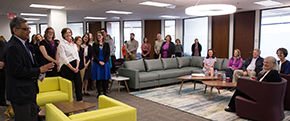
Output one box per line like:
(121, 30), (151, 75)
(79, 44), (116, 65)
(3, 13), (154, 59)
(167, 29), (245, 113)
(202, 81), (237, 101)
(178, 75), (221, 95)
(38, 101), (96, 117)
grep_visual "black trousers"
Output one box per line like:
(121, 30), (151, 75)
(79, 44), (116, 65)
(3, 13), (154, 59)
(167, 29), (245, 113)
(154, 53), (159, 59)
(175, 52), (182, 57)
(142, 51), (150, 58)
(228, 89), (254, 110)
(0, 69), (6, 104)
(12, 102), (40, 121)
(226, 68), (234, 82)
(96, 80), (108, 95)
(110, 55), (116, 74)
(60, 60), (83, 101)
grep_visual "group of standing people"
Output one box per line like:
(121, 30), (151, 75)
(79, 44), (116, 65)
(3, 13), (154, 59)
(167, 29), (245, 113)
(0, 17), (119, 120)
(122, 33), (203, 60)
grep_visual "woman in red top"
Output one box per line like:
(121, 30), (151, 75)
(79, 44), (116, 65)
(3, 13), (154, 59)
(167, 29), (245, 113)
(141, 37), (151, 58)
(122, 41), (127, 58)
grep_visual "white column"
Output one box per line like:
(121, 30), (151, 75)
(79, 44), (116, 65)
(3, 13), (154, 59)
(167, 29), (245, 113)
(254, 10), (261, 49)
(142, 20), (145, 40)
(161, 19), (165, 38)
(120, 20), (124, 44)
(120, 20), (124, 58)
(228, 14), (234, 59)
(175, 19), (183, 44)
(208, 16), (212, 49)
(83, 21), (87, 33)
(47, 9), (67, 41)
(101, 21), (105, 28)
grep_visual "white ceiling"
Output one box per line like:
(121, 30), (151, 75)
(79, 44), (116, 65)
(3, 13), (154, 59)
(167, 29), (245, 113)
(1, 0), (290, 23)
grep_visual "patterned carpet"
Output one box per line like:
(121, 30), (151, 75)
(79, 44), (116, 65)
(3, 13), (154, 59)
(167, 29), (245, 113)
(130, 82), (290, 121)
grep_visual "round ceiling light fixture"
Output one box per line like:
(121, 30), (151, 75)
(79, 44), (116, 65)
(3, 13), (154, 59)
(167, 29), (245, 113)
(185, 4), (237, 16)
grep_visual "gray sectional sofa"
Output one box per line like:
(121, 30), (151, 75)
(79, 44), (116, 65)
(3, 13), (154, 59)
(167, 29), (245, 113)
(118, 56), (230, 89)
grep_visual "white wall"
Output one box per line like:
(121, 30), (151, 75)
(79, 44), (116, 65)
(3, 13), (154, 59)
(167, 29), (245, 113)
(0, 15), (12, 41)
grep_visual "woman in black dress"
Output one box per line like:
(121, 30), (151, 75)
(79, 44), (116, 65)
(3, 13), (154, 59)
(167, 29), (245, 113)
(39, 27), (59, 77)
(81, 33), (92, 96)
(34, 34), (43, 66)
(74, 36), (85, 94)
(191, 38), (202, 56)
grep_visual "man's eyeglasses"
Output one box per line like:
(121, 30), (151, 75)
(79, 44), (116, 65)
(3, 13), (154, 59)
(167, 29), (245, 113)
(20, 27), (31, 31)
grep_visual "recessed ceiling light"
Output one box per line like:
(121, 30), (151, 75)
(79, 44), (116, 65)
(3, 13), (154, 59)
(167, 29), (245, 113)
(139, 1), (173, 8)
(84, 16), (107, 20)
(27, 21), (34, 24)
(185, 4), (236, 16)
(105, 10), (133, 15)
(20, 13), (47, 17)
(29, 4), (65, 9)
(253, 0), (284, 7)
(24, 18), (40, 21)
(111, 17), (120, 19)
(160, 15), (180, 18)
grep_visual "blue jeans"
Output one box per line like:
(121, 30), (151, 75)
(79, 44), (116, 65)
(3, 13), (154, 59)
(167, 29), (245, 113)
(226, 68), (234, 82)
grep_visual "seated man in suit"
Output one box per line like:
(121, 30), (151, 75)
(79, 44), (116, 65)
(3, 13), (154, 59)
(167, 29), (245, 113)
(4, 17), (54, 121)
(232, 49), (264, 83)
(225, 56), (282, 112)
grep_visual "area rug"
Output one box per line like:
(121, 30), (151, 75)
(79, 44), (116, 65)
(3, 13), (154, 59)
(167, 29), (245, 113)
(130, 82), (290, 121)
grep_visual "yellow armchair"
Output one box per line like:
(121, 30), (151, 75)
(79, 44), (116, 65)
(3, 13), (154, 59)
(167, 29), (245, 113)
(37, 76), (73, 109)
(45, 95), (137, 121)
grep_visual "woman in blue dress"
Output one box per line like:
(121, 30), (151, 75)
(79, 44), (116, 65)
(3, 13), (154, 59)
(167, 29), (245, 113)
(92, 31), (111, 98)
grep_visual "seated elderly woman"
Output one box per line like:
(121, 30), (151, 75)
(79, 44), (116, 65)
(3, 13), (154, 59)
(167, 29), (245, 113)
(276, 48), (290, 74)
(224, 56), (282, 112)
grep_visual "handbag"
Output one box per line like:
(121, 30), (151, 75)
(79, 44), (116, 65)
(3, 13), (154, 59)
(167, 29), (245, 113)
(109, 56), (112, 68)
(4, 104), (14, 119)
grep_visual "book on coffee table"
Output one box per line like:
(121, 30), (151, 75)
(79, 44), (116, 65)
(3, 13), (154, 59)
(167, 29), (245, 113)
(191, 73), (205, 77)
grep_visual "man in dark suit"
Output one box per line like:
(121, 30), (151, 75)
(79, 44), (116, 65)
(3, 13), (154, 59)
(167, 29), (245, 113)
(0, 39), (8, 106)
(3, 17), (54, 121)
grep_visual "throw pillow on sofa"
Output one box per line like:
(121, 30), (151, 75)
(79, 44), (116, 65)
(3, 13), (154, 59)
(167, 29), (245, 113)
(161, 58), (178, 69)
(144, 59), (164, 71)
(177, 56), (191, 68)
(191, 56), (203, 68)
(221, 59), (229, 70)
(123, 59), (146, 72)
(214, 58), (224, 71)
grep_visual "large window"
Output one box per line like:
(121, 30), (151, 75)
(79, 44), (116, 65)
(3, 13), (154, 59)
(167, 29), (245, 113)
(40, 24), (47, 36)
(39, 23), (84, 38)
(165, 20), (175, 42)
(67, 23), (84, 37)
(106, 22), (121, 58)
(183, 17), (208, 56)
(123, 21), (142, 54)
(260, 7), (290, 60)
(28, 24), (37, 43)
